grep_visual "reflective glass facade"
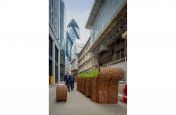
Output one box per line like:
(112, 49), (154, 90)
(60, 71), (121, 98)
(66, 19), (80, 62)
(60, 0), (65, 81)
(49, 0), (60, 84)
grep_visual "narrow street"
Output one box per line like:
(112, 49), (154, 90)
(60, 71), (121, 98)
(49, 83), (127, 115)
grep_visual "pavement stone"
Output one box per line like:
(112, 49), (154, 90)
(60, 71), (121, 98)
(49, 83), (127, 115)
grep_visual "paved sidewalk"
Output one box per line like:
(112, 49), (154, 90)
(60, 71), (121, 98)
(49, 83), (127, 115)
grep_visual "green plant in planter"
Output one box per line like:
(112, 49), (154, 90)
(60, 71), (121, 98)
(79, 69), (99, 78)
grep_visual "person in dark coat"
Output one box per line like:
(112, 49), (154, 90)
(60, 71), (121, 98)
(70, 73), (75, 91)
(64, 72), (71, 92)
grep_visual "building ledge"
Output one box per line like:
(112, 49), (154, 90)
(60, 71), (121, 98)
(88, 4), (127, 53)
(85, 0), (103, 29)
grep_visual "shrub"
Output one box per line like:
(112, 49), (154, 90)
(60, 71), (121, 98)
(79, 69), (99, 78)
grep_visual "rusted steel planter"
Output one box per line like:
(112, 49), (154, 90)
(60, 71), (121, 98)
(85, 78), (91, 97)
(56, 84), (67, 101)
(92, 67), (125, 104)
(77, 77), (80, 91)
(82, 78), (86, 94)
(77, 67), (125, 104)
(90, 77), (97, 102)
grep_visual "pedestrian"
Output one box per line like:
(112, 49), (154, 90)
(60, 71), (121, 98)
(64, 72), (71, 92)
(70, 73), (75, 91)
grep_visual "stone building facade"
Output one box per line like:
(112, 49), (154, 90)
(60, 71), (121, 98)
(71, 39), (84, 76)
(78, 37), (98, 74)
(79, 0), (127, 82)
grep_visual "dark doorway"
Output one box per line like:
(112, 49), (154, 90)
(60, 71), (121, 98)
(55, 65), (58, 83)
(49, 60), (52, 76)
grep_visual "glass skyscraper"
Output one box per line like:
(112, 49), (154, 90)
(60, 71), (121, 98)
(60, 0), (65, 81)
(66, 19), (80, 62)
(49, 0), (60, 84)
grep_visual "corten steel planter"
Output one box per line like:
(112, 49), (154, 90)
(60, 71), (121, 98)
(80, 78), (84, 93)
(78, 78), (80, 91)
(108, 80), (119, 104)
(56, 85), (67, 101)
(82, 78), (85, 94)
(90, 77), (97, 102)
(79, 78), (82, 92)
(81, 78), (86, 94)
(83, 78), (87, 94)
(90, 67), (125, 104)
(96, 77), (109, 103)
(78, 67), (125, 104)
(85, 78), (91, 97)
(77, 77), (80, 91)
(78, 77), (82, 92)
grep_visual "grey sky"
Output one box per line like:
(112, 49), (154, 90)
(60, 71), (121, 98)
(64, 0), (94, 44)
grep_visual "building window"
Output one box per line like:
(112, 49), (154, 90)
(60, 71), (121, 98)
(49, 60), (52, 76)
(55, 46), (58, 64)
(55, 65), (58, 83)
(121, 48), (125, 58)
(116, 51), (121, 60)
(49, 36), (52, 57)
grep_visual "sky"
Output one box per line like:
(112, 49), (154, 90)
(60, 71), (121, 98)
(64, 0), (94, 44)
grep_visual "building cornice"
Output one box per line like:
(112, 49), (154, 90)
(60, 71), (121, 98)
(78, 37), (91, 57)
(85, 0), (103, 29)
(88, 4), (127, 53)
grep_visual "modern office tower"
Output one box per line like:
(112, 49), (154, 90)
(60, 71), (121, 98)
(65, 19), (80, 73)
(60, 0), (66, 81)
(49, 0), (60, 84)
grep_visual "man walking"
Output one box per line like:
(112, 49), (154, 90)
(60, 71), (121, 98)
(64, 72), (71, 92)
(70, 73), (75, 91)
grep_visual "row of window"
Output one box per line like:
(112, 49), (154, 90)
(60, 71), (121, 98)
(78, 57), (97, 73)
(49, 36), (59, 63)
(49, 37), (59, 83)
(78, 41), (91, 64)
(99, 41), (127, 66)
(49, 0), (59, 37)
(78, 53), (92, 67)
